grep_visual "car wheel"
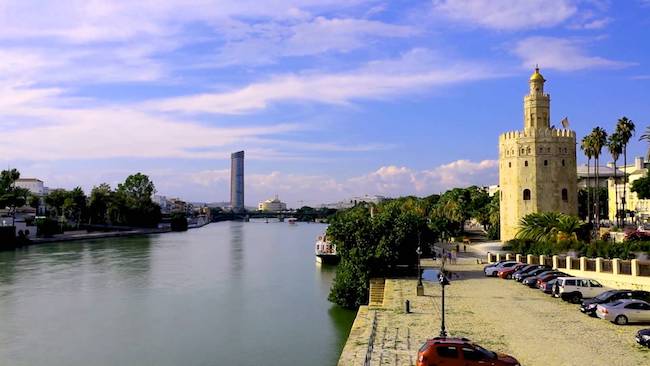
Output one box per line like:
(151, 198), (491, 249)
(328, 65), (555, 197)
(506, 274), (512, 279)
(614, 315), (628, 325)
(570, 293), (581, 304)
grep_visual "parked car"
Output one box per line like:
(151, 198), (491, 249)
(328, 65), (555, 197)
(596, 299), (650, 325)
(516, 267), (550, 282)
(540, 278), (557, 294)
(483, 260), (509, 271)
(522, 270), (559, 288)
(484, 261), (519, 277)
(512, 265), (546, 281)
(554, 277), (606, 303)
(417, 337), (520, 366)
(636, 329), (650, 347)
(581, 290), (650, 317)
(497, 264), (528, 279)
(536, 272), (568, 289)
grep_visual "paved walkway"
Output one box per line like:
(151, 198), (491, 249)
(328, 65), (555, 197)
(338, 263), (650, 366)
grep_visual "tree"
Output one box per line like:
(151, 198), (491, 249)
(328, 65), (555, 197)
(88, 183), (112, 225)
(0, 169), (29, 226)
(589, 127), (608, 231)
(117, 173), (156, 208)
(607, 132), (623, 226)
(631, 176), (650, 199)
(580, 135), (594, 223)
(616, 117), (636, 224)
(516, 212), (584, 244)
(45, 189), (69, 219)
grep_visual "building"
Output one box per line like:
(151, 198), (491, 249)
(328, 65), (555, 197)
(607, 157), (650, 224)
(486, 185), (500, 197)
(499, 68), (578, 241)
(230, 151), (245, 212)
(577, 163), (621, 189)
(14, 178), (47, 196)
(258, 196), (287, 211)
(319, 195), (386, 210)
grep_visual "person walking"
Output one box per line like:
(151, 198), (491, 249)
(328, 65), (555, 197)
(463, 244), (466, 252)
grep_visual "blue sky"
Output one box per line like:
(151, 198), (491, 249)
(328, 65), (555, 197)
(1, 0), (649, 207)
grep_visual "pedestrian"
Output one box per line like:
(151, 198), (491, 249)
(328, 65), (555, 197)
(456, 243), (459, 253)
(447, 251), (452, 262)
(432, 250), (437, 261)
(463, 244), (466, 252)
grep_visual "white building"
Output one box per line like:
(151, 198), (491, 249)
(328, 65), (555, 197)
(14, 178), (47, 196)
(320, 195), (387, 209)
(258, 196), (287, 211)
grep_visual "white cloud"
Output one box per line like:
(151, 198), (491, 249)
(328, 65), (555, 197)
(512, 36), (635, 71)
(211, 16), (416, 67)
(146, 48), (501, 114)
(431, 0), (578, 30)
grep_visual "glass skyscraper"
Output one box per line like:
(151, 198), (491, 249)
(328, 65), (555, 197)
(230, 151), (245, 212)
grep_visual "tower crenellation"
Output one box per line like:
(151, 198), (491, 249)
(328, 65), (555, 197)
(498, 68), (578, 241)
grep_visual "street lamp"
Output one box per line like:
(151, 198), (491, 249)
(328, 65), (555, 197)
(416, 245), (424, 296)
(438, 272), (450, 337)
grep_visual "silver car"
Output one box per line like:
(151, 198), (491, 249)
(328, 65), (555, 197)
(596, 299), (650, 325)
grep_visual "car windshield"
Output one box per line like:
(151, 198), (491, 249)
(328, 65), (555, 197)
(472, 344), (496, 359)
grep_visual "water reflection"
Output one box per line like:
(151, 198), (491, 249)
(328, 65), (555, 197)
(229, 221), (244, 277)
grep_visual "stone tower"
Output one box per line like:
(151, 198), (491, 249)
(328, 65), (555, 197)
(499, 68), (578, 241)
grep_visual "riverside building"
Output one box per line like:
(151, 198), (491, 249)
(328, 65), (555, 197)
(230, 151), (245, 212)
(499, 68), (578, 241)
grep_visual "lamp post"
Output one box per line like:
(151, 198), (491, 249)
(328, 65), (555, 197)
(416, 245), (424, 296)
(438, 272), (450, 337)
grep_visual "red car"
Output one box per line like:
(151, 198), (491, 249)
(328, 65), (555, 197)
(417, 337), (520, 366)
(536, 272), (567, 289)
(497, 264), (527, 279)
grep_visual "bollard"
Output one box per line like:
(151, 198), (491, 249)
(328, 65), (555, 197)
(405, 299), (411, 314)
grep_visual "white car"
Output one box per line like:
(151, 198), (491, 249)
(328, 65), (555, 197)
(597, 299), (650, 325)
(554, 277), (606, 303)
(484, 261), (518, 277)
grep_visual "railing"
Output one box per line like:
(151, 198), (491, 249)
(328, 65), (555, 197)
(571, 258), (580, 270)
(556, 256), (566, 269)
(620, 261), (632, 275)
(585, 259), (596, 272)
(639, 261), (650, 277)
(544, 257), (553, 267)
(363, 311), (378, 366)
(601, 259), (613, 273)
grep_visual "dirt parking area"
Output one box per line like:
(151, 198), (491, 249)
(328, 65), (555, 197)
(338, 263), (650, 366)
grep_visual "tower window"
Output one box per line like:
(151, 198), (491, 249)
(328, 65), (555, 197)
(562, 159), (565, 166)
(544, 160), (548, 166)
(562, 189), (568, 202)
(508, 162), (512, 168)
(547, 147), (551, 153)
(523, 189), (531, 201)
(564, 148), (568, 153)
(524, 160), (528, 167)
(521, 148), (525, 154)
(539, 147), (543, 153)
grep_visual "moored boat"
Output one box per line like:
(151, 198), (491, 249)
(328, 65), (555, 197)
(315, 234), (339, 264)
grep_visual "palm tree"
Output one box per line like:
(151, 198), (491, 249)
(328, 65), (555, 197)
(516, 212), (583, 243)
(616, 117), (636, 225)
(581, 135), (594, 223)
(607, 132), (623, 227)
(590, 127), (608, 232)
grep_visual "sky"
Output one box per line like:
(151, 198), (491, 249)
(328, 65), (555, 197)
(1, 0), (649, 208)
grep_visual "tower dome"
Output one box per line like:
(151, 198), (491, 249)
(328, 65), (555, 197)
(529, 66), (545, 82)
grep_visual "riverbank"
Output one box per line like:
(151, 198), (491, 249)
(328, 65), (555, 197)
(30, 227), (171, 244)
(338, 262), (650, 366)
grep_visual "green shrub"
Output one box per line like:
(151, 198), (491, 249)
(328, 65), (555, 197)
(170, 213), (188, 231)
(36, 218), (62, 237)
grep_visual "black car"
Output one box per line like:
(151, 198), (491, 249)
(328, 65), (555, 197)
(580, 290), (650, 316)
(636, 329), (650, 347)
(521, 270), (561, 288)
(515, 266), (549, 282)
(511, 264), (538, 279)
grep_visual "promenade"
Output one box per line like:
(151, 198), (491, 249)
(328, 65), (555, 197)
(338, 261), (650, 366)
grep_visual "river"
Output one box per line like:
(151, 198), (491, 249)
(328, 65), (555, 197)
(0, 221), (355, 366)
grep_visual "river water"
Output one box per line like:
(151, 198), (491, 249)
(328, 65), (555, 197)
(0, 221), (355, 366)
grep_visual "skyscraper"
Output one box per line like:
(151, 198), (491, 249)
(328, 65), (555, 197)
(230, 151), (245, 212)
